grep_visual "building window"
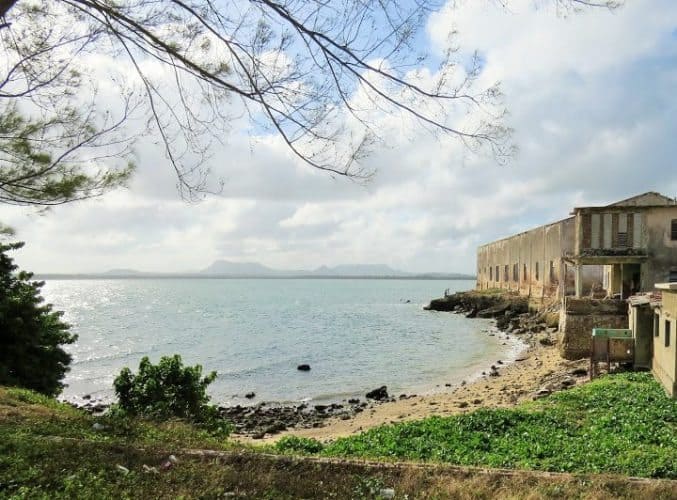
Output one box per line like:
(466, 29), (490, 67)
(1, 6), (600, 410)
(523, 264), (527, 282)
(495, 266), (499, 282)
(549, 260), (555, 283)
(668, 270), (677, 283)
(504, 265), (509, 282)
(489, 267), (493, 281)
(513, 263), (518, 282)
(535, 262), (539, 281)
(665, 320), (671, 348)
(617, 213), (628, 247)
(654, 315), (659, 337)
(672, 219), (677, 241)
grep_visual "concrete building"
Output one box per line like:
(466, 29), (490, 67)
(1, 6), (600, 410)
(476, 192), (677, 302)
(651, 283), (677, 397)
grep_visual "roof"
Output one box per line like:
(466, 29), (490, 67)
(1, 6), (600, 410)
(606, 191), (676, 207)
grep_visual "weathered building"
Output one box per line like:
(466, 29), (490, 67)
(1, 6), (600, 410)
(651, 283), (677, 397)
(477, 192), (677, 301)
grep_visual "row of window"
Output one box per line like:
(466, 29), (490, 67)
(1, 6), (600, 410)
(483, 261), (556, 283)
(654, 316), (672, 348)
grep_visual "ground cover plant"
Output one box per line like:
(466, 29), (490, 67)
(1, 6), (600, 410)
(1, 383), (676, 498)
(278, 373), (677, 478)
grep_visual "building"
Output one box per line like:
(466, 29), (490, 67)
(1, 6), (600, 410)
(476, 192), (677, 302)
(651, 283), (677, 397)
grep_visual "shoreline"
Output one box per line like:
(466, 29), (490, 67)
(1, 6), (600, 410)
(244, 329), (587, 444)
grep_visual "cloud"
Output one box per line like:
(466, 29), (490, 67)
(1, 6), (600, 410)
(2, 0), (677, 274)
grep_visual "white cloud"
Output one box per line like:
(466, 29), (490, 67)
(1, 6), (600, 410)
(2, 0), (677, 274)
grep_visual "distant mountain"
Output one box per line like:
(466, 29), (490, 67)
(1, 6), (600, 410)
(36, 261), (475, 280)
(201, 260), (280, 275)
(102, 268), (143, 275)
(312, 264), (405, 276)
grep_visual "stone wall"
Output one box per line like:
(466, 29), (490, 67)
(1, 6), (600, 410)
(558, 298), (628, 360)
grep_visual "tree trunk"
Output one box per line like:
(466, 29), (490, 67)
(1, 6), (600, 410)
(0, 0), (19, 19)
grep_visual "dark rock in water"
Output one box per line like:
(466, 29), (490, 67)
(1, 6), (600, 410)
(365, 385), (389, 401)
(314, 404), (328, 412)
(297, 364), (311, 371)
(82, 394), (91, 400)
(348, 398), (360, 404)
(465, 307), (478, 318)
(497, 360), (503, 365)
(245, 392), (256, 399)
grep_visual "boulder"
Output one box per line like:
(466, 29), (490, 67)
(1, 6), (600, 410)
(297, 364), (311, 371)
(365, 385), (389, 401)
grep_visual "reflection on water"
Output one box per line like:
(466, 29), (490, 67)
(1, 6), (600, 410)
(42, 279), (522, 404)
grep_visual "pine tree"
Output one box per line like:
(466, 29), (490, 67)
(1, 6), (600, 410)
(0, 242), (77, 396)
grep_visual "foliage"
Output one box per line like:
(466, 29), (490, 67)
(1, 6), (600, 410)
(0, 241), (76, 396)
(0, 104), (134, 206)
(113, 354), (218, 424)
(275, 435), (324, 454)
(319, 373), (677, 478)
(1, 385), (675, 499)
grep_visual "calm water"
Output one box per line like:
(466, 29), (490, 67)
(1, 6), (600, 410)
(42, 279), (521, 405)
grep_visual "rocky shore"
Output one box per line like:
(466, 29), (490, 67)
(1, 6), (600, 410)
(69, 290), (577, 442)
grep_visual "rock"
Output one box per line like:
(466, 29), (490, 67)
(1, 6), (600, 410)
(365, 385), (389, 401)
(380, 488), (395, 499)
(348, 398), (360, 404)
(570, 367), (588, 377)
(245, 392), (255, 399)
(314, 404), (328, 412)
(560, 377), (575, 388)
(458, 401), (469, 408)
(297, 364), (311, 371)
(497, 360), (503, 365)
(92, 422), (106, 431)
(251, 431), (266, 439)
(465, 307), (478, 318)
(532, 388), (551, 400)
(539, 337), (555, 346)
(472, 399), (482, 405)
(82, 394), (92, 400)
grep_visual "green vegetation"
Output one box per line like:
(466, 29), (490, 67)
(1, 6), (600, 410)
(0, 242), (76, 396)
(113, 355), (229, 435)
(1, 382), (676, 498)
(318, 373), (677, 478)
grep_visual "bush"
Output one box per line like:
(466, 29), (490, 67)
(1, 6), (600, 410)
(113, 354), (218, 423)
(275, 436), (325, 454)
(0, 241), (76, 396)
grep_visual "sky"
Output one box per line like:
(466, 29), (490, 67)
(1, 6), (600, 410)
(2, 0), (677, 274)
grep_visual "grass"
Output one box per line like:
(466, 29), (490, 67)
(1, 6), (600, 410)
(283, 373), (677, 479)
(1, 375), (676, 498)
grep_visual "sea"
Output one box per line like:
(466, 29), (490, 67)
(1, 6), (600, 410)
(41, 278), (524, 406)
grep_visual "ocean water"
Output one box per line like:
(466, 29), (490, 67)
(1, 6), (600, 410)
(42, 279), (522, 405)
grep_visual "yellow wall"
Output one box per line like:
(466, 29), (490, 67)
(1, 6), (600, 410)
(654, 290), (677, 397)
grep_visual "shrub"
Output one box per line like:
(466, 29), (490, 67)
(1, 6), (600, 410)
(0, 241), (76, 396)
(275, 436), (325, 454)
(113, 354), (218, 423)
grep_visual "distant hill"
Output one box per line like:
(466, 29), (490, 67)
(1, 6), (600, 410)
(36, 261), (475, 280)
(312, 264), (404, 276)
(201, 260), (280, 276)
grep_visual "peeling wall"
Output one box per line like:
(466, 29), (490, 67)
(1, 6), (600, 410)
(654, 290), (677, 397)
(558, 298), (628, 360)
(476, 217), (576, 299)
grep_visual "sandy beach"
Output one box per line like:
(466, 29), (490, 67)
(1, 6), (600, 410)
(243, 326), (589, 444)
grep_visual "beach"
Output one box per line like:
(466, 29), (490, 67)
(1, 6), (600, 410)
(242, 326), (589, 444)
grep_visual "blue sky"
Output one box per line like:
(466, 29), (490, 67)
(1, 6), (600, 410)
(1, 0), (676, 274)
